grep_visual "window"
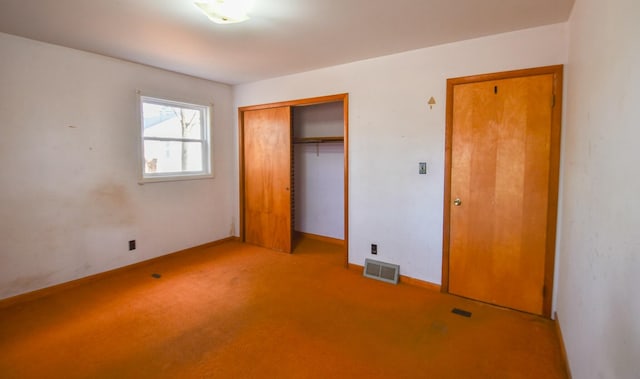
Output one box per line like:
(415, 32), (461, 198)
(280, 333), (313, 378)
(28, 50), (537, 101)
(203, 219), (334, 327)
(139, 95), (212, 182)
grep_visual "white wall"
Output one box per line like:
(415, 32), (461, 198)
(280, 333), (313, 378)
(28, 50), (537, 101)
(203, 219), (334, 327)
(0, 33), (235, 300)
(556, 0), (640, 377)
(293, 103), (344, 239)
(234, 23), (568, 285)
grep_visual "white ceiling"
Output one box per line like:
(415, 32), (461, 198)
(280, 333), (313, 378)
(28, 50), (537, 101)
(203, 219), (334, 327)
(0, 0), (574, 85)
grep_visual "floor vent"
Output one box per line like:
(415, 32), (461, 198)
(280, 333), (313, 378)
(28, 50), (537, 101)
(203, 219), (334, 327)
(363, 259), (399, 284)
(451, 308), (472, 318)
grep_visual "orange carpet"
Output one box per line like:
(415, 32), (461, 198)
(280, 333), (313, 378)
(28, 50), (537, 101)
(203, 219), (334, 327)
(0, 238), (567, 378)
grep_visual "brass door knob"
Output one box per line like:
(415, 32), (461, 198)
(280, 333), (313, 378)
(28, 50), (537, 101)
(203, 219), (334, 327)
(453, 198), (462, 206)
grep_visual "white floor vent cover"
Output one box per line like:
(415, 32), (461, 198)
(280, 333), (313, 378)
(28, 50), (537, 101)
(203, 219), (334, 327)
(363, 259), (399, 284)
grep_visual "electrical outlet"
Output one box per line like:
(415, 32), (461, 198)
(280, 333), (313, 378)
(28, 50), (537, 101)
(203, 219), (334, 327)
(129, 240), (136, 251)
(371, 244), (377, 255)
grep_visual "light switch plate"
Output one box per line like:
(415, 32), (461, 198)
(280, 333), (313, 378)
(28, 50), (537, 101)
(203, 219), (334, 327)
(419, 162), (427, 175)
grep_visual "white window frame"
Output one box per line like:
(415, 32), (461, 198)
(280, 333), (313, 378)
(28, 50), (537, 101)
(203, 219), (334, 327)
(138, 94), (213, 183)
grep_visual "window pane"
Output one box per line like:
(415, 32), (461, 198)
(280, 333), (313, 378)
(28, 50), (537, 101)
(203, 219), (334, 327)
(144, 140), (204, 174)
(143, 102), (202, 140)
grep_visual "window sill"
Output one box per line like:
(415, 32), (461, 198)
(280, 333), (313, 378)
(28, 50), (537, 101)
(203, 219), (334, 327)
(138, 173), (214, 185)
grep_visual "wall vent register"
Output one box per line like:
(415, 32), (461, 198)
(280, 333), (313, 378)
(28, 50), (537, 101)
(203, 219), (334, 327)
(363, 259), (400, 284)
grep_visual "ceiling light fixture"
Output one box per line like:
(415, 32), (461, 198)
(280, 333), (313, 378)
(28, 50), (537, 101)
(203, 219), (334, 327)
(194, 0), (253, 24)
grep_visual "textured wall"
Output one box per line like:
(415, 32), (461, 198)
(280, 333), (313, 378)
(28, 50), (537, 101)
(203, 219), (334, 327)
(556, 0), (640, 377)
(0, 33), (236, 299)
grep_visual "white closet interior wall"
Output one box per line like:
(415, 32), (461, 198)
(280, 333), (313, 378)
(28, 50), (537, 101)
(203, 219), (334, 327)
(293, 102), (344, 239)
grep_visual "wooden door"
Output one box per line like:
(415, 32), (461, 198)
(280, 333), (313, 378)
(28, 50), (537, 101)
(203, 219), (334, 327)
(242, 107), (292, 253)
(444, 66), (562, 316)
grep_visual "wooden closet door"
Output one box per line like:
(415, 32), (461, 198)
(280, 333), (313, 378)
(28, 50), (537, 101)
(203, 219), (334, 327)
(448, 73), (557, 315)
(243, 107), (292, 253)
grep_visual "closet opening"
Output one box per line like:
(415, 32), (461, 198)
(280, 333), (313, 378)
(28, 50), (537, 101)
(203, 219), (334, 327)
(238, 94), (349, 266)
(292, 101), (345, 248)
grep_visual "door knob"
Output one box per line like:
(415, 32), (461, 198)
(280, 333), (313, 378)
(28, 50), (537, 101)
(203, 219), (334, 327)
(453, 198), (462, 206)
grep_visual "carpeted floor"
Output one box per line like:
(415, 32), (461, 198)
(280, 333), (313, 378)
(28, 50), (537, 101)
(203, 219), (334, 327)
(0, 238), (568, 378)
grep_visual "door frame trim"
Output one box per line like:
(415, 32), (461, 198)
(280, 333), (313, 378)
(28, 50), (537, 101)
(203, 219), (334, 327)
(441, 65), (563, 317)
(238, 93), (349, 267)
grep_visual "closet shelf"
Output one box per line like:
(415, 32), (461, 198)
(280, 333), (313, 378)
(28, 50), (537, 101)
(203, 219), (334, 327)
(293, 136), (344, 144)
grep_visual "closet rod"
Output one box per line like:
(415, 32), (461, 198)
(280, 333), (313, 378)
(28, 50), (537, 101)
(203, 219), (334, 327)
(293, 136), (344, 144)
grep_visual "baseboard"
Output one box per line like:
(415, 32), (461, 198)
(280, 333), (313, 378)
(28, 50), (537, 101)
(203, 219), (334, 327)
(398, 275), (441, 292)
(295, 231), (345, 246)
(554, 312), (573, 379)
(348, 263), (441, 291)
(0, 236), (239, 309)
